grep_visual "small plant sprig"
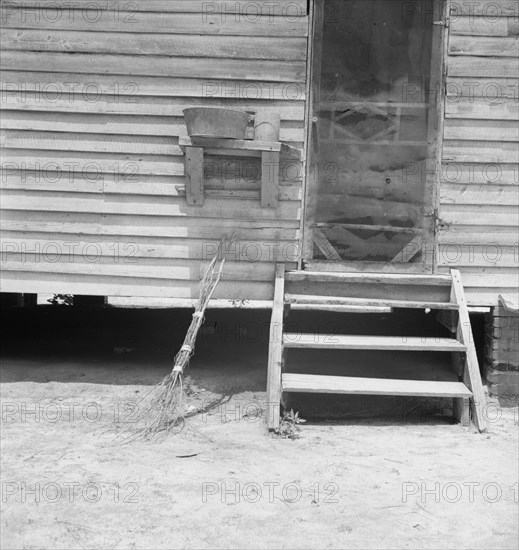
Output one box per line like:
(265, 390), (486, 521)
(47, 294), (73, 306)
(275, 409), (306, 440)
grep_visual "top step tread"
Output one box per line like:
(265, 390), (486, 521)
(285, 271), (452, 286)
(282, 373), (473, 398)
(285, 294), (459, 310)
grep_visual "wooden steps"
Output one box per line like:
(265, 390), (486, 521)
(282, 374), (473, 398)
(266, 266), (488, 433)
(283, 334), (467, 352)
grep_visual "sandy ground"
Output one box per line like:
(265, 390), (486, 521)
(1, 308), (518, 550)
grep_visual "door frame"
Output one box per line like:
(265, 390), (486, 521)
(300, 0), (447, 274)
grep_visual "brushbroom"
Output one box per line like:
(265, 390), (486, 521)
(120, 235), (234, 442)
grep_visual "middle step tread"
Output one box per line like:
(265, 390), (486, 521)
(282, 373), (473, 398)
(284, 294), (459, 310)
(283, 334), (467, 352)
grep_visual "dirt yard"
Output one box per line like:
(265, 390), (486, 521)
(1, 307), (518, 549)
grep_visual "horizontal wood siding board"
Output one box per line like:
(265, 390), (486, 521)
(446, 77), (518, 99)
(1, 29), (307, 60)
(0, 272), (277, 300)
(0, 233), (300, 262)
(1, 51), (307, 82)
(442, 141), (519, 163)
(0, 190), (302, 219)
(436, 227), (519, 246)
(450, 1), (519, 17)
(449, 35), (519, 56)
(1, 1), (308, 15)
(1, 152), (303, 180)
(0, 170), (302, 190)
(437, 246), (518, 267)
(1, 225), (300, 244)
(448, 56), (519, 77)
(2, 10), (309, 36)
(439, 205), (519, 227)
(436, 269), (518, 288)
(445, 100), (519, 120)
(1, 255), (278, 281)
(1, 71), (307, 100)
(440, 183), (519, 205)
(440, 164), (518, 185)
(444, 119), (519, 141)
(0, 118), (305, 142)
(0, 183), (303, 203)
(0, 94), (306, 120)
(450, 16), (512, 36)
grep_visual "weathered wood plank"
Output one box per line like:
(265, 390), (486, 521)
(282, 374), (472, 397)
(0, 271), (276, 300)
(1, 154), (303, 187)
(1, 29), (307, 60)
(448, 56), (519, 77)
(439, 205), (519, 226)
(445, 100), (519, 120)
(450, 269), (488, 432)
(261, 150), (280, 208)
(283, 334), (466, 351)
(440, 183), (519, 205)
(0, 233), (300, 262)
(1, 255), (278, 281)
(450, 1), (519, 17)
(437, 227), (519, 245)
(446, 77), (518, 99)
(0, 175), (302, 201)
(450, 16), (510, 36)
(1, 51), (307, 82)
(0, 168), (302, 193)
(284, 294), (459, 310)
(0, 71), (306, 100)
(285, 271), (452, 285)
(1, 149), (186, 176)
(266, 264), (285, 430)
(0, 0), (308, 15)
(441, 163), (518, 185)
(437, 246), (518, 268)
(1, 10), (309, 36)
(445, 270), (519, 288)
(0, 211), (300, 239)
(0, 117), (304, 143)
(443, 141), (519, 163)
(0, 189), (301, 218)
(0, 93), (306, 120)
(444, 119), (519, 141)
(449, 35), (519, 57)
(185, 146), (204, 206)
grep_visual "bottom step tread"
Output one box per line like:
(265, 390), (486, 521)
(282, 373), (472, 398)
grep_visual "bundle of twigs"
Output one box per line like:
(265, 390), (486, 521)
(121, 235), (233, 442)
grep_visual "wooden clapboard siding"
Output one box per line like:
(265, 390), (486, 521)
(440, 2), (519, 305)
(0, 1), (307, 300)
(0, 1), (308, 13)
(1, 94), (306, 119)
(1, 30), (308, 60)
(1, 51), (307, 82)
(0, 115), (305, 141)
(1, 8), (308, 35)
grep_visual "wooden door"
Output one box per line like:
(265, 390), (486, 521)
(303, 0), (445, 273)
